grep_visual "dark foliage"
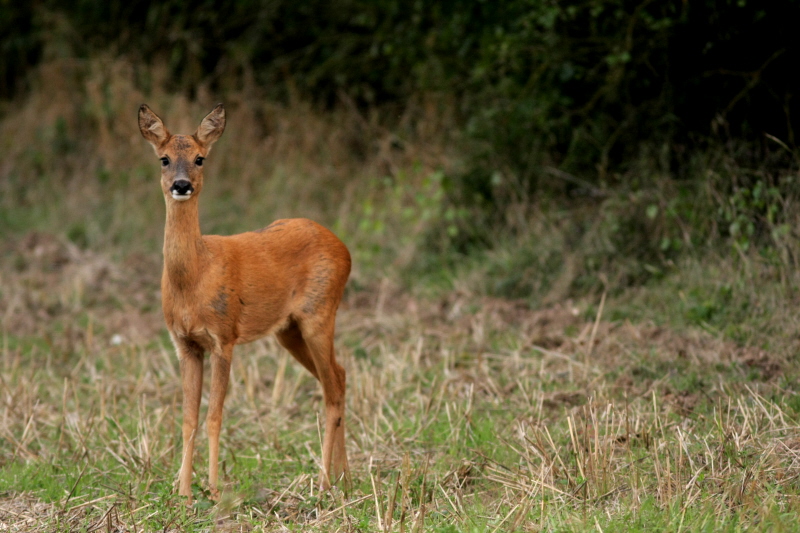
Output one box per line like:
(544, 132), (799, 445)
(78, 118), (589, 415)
(2, 0), (798, 228)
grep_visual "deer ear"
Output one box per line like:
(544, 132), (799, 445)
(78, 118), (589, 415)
(195, 103), (225, 148)
(138, 104), (170, 149)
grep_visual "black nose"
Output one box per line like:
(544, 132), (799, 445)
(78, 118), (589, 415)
(170, 180), (194, 195)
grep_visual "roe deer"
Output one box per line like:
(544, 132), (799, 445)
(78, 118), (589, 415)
(138, 103), (350, 501)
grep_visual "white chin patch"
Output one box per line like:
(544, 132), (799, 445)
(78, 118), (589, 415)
(171, 192), (192, 201)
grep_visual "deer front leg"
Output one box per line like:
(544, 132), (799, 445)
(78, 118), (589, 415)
(207, 344), (233, 500)
(178, 342), (204, 500)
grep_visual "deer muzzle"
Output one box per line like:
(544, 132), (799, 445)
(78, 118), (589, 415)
(170, 179), (194, 201)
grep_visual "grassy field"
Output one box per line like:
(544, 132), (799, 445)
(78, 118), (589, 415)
(2, 59), (800, 532)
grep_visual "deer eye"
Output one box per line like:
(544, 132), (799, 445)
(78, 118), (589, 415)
(195, 157), (204, 166)
(160, 157), (169, 167)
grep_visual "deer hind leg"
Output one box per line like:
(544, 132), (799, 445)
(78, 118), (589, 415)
(207, 342), (234, 500)
(177, 340), (204, 500)
(299, 320), (349, 490)
(276, 321), (319, 380)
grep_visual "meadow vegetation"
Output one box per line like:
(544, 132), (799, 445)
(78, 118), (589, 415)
(2, 2), (800, 530)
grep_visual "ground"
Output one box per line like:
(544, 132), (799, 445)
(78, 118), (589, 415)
(1, 231), (799, 532)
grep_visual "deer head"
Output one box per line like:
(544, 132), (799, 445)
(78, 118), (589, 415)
(138, 104), (226, 202)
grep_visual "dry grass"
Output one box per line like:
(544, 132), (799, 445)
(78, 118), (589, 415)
(0, 56), (458, 288)
(2, 58), (800, 531)
(2, 233), (800, 531)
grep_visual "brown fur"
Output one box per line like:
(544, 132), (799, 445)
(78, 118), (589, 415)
(138, 104), (351, 501)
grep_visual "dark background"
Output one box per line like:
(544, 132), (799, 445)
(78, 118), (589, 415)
(3, 0), (799, 297)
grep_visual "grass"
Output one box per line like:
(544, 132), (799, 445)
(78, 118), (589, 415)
(2, 57), (800, 531)
(2, 258), (800, 531)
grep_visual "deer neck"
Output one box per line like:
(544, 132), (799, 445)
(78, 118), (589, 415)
(163, 197), (208, 291)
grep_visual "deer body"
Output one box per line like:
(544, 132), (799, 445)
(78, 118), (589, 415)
(162, 218), (349, 348)
(140, 104), (350, 501)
